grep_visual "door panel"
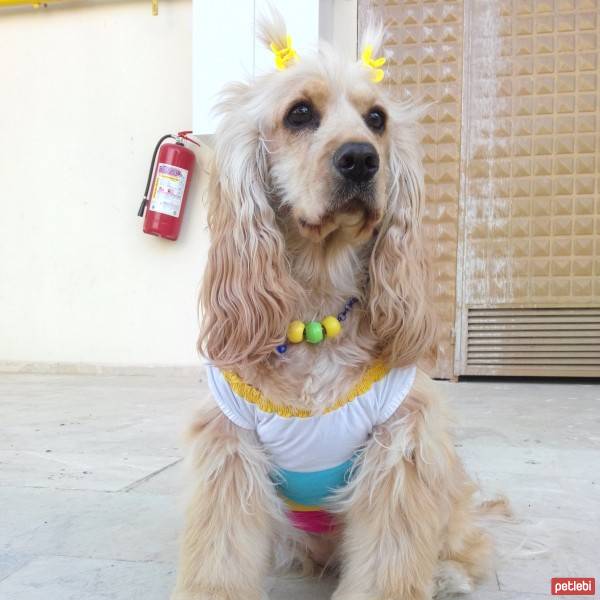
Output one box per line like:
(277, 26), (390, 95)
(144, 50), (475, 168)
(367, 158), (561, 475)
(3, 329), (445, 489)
(455, 0), (600, 376)
(359, 0), (465, 378)
(360, 0), (600, 378)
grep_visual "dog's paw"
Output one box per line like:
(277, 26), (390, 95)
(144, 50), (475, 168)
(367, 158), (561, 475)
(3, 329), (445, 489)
(171, 589), (266, 600)
(170, 590), (227, 600)
(333, 592), (430, 600)
(331, 593), (369, 600)
(433, 560), (475, 598)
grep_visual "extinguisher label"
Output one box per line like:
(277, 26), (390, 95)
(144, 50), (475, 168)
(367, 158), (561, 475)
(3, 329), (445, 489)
(149, 163), (189, 218)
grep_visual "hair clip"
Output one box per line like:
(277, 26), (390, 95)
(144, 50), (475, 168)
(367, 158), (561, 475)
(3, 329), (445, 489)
(361, 44), (386, 83)
(270, 35), (298, 71)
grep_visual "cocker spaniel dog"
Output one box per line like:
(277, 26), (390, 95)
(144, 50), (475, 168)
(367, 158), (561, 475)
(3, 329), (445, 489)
(172, 11), (508, 600)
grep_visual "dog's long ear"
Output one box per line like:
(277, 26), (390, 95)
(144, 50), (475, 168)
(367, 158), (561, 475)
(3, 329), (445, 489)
(198, 84), (301, 368)
(368, 102), (438, 367)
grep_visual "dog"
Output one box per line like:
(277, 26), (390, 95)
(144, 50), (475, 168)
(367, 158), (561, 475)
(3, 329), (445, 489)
(172, 11), (508, 600)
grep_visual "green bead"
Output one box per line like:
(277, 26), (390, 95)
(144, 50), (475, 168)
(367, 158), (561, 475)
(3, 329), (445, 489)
(305, 321), (324, 344)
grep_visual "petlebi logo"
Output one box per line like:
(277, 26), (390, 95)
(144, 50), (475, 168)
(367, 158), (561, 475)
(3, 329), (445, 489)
(551, 578), (595, 596)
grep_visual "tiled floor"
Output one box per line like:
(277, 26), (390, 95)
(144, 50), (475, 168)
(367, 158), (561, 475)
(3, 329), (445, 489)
(1, 374), (598, 599)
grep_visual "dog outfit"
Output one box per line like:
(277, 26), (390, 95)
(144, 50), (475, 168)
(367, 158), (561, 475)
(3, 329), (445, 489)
(205, 362), (416, 533)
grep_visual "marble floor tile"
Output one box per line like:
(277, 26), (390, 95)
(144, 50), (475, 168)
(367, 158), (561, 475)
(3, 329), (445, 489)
(1, 373), (598, 599)
(1, 486), (181, 564)
(0, 450), (180, 492)
(0, 555), (175, 600)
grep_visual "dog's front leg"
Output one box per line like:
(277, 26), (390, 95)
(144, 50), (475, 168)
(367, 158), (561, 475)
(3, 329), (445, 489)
(333, 385), (455, 600)
(172, 407), (280, 600)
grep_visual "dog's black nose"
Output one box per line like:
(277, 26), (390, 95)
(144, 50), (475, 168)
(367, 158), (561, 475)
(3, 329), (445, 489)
(333, 142), (379, 183)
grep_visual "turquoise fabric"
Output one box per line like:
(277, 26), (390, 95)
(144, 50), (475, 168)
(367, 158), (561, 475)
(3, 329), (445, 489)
(274, 458), (355, 506)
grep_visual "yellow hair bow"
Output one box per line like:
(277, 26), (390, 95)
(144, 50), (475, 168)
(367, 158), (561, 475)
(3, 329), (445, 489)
(270, 35), (298, 71)
(361, 44), (386, 83)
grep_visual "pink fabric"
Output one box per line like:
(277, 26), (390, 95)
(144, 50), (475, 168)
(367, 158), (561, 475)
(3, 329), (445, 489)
(289, 510), (336, 533)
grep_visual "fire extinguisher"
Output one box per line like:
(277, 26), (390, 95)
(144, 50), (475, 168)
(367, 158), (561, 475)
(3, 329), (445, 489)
(137, 131), (200, 241)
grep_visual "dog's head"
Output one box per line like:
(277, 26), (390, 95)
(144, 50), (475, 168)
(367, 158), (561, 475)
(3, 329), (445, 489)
(200, 12), (436, 368)
(258, 24), (391, 243)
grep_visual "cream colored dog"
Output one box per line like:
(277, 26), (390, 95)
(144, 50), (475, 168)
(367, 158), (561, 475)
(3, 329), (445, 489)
(172, 11), (508, 600)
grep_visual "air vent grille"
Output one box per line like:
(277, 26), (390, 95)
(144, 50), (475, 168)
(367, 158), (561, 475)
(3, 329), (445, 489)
(465, 307), (600, 376)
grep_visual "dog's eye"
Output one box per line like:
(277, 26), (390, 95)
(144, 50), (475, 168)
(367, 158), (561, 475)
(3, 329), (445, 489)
(365, 108), (386, 132)
(285, 102), (317, 129)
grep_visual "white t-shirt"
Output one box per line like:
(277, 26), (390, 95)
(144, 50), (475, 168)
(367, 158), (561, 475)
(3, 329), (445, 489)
(205, 362), (416, 509)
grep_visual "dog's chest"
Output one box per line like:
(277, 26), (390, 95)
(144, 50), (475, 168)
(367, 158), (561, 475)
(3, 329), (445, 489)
(272, 346), (374, 410)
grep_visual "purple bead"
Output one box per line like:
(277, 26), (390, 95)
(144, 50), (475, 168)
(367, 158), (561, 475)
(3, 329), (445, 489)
(276, 344), (288, 354)
(338, 313), (346, 322)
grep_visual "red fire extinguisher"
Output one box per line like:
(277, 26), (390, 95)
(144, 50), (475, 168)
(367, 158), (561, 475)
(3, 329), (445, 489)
(137, 131), (199, 241)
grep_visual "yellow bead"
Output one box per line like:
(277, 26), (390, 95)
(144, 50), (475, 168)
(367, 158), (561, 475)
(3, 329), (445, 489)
(287, 320), (305, 344)
(321, 315), (342, 338)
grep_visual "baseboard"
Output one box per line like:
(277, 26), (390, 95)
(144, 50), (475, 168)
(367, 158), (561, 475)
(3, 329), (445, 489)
(0, 361), (201, 377)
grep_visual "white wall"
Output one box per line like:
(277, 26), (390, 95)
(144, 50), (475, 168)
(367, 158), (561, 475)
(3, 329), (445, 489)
(0, 0), (210, 373)
(0, 0), (357, 374)
(193, 0), (357, 135)
(193, 0), (322, 136)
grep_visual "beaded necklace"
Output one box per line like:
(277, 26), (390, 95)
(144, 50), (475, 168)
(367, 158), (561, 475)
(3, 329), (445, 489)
(276, 297), (359, 354)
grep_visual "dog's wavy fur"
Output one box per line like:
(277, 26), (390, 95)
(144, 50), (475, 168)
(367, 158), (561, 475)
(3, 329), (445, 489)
(173, 11), (508, 600)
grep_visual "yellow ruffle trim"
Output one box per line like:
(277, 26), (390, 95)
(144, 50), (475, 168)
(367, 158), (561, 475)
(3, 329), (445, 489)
(222, 362), (389, 418)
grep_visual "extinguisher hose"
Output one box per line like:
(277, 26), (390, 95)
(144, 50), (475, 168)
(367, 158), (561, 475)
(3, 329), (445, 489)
(137, 134), (174, 217)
